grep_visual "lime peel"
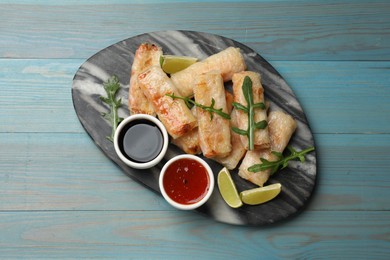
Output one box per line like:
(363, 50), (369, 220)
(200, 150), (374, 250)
(240, 183), (282, 205)
(217, 167), (243, 208)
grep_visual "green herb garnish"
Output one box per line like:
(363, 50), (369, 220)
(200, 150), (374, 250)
(100, 75), (124, 142)
(248, 146), (315, 174)
(231, 76), (267, 150)
(166, 93), (231, 120)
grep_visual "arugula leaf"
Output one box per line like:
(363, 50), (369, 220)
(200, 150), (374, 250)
(100, 75), (124, 142)
(248, 146), (315, 175)
(166, 93), (231, 120)
(231, 76), (267, 150)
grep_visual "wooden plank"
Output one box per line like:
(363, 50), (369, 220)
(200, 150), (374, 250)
(1, 132), (389, 211)
(0, 132), (169, 211)
(0, 210), (389, 259)
(0, 1), (389, 60)
(0, 1), (387, 258)
(0, 0), (309, 4)
(273, 61), (390, 134)
(0, 59), (84, 133)
(309, 133), (390, 211)
(1, 59), (389, 134)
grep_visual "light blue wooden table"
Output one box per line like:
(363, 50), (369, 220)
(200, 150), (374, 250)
(1, 1), (389, 259)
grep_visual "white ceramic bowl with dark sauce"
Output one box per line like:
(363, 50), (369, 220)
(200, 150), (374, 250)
(114, 114), (169, 169)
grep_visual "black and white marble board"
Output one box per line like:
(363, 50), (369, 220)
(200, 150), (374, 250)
(72, 30), (317, 226)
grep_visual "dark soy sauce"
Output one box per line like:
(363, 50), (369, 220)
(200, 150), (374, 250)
(118, 119), (163, 163)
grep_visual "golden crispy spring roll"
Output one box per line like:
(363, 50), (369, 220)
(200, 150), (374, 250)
(171, 47), (246, 97)
(172, 91), (233, 155)
(232, 71), (270, 150)
(225, 90), (234, 114)
(171, 127), (200, 154)
(268, 111), (298, 153)
(239, 150), (278, 187)
(128, 43), (162, 115)
(171, 107), (201, 154)
(213, 109), (247, 170)
(238, 110), (297, 186)
(138, 66), (197, 139)
(194, 71), (231, 158)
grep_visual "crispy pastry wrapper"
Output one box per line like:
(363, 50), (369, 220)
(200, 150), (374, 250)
(213, 109), (247, 170)
(194, 71), (231, 158)
(232, 71), (270, 150)
(238, 110), (297, 186)
(128, 43), (162, 115)
(138, 66), (197, 139)
(172, 91), (234, 155)
(171, 107), (201, 154)
(171, 47), (246, 97)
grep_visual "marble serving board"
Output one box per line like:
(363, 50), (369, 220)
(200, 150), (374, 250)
(72, 30), (317, 226)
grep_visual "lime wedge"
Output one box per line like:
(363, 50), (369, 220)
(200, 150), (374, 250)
(217, 167), (243, 208)
(240, 183), (282, 205)
(161, 55), (197, 74)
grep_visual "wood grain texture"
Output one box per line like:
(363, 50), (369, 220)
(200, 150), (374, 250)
(1, 59), (389, 134)
(0, 1), (389, 60)
(1, 132), (388, 211)
(0, 211), (389, 259)
(0, 132), (168, 211)
(1, 0), (389, 258)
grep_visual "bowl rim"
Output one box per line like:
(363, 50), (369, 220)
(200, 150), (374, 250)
(159, 154), (215, 210)
(114, 114), (169, 169)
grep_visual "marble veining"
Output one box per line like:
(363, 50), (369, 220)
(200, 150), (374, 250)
(72, 30), (317, 226)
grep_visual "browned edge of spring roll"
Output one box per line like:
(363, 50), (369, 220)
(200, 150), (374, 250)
(171, 47), (246, 97)
(232, 71), (270, 151)
(128, 43), (162, 116)
(238, 110), (297, 186)
(138, 66), (197, 139)
(193, 71), (231, 158)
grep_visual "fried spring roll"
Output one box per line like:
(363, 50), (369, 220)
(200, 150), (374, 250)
(171, 127), (201, 154)
(194, 72), (231, 158)
(128, 43), (162, 115)
(138, 66), (197, 139)
(232, 71), (270, 150)
(238, 110), (297, 186)
(225, 90), (234, 114)
(172, 91), (233, 155)
(171, 107), (201, 154)
(213, 109), (247, 170)
(171, 47), (246, 97)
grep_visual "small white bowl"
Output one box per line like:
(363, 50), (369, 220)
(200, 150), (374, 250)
(159, 154), (214, 210)
(114, 114), (169, 169)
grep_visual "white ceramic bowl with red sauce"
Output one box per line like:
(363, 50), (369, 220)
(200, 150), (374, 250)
(159, 154), (215, 210)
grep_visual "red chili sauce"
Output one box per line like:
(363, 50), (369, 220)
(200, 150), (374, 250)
(163, 158), (210, 205)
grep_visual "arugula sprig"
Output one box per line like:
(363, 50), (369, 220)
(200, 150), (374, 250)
(100, 75), (124, 142)
(248, 146), (315, 175)
(166, 93), (231, 120)
(232, 76), (267, 150)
